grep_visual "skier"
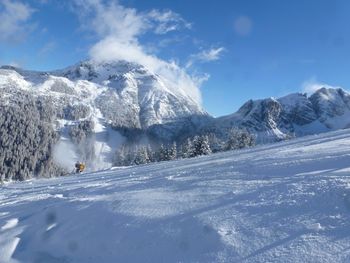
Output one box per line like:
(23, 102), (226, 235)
(75, 162), (85, 173)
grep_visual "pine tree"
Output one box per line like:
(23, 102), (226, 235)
(155, 144), (167, 162)
(192, 135), (211, 157)
(199, 135), (212, 155)
(134, 146), (150, 165)
(207, 133), (223, 153)
(0, 93), (60, 180)
(146, 144), (155, 163)
(123, 145), (134, 166)
(225, 128), (255, 151)
(168, 142), (177, 160)
(114, 145), (127, 166)
(181, 138), (194, 158)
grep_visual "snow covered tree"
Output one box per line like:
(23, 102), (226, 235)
(181, 138), (194, 158)
(151, 142), (177, 162)
(155, 144), (167, 162)
(146, 145), (156, 163)
(168, 142), (177, 160)
(192, 135), (212, 157)
(134, 146), (150, 165)
(225, 128), (255, 151)
(114, 145), (127, 166)
(207, 133), (224, 153)
(69, 120), (96, 164)
(0, 91), (62, 181)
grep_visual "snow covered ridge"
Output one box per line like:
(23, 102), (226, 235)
(1, 60), (350, 179)
(0, 61), (210, 180)
(213, 87), (350, 142)
(2, 129), (350, 262)
(1, 61), (207, 129)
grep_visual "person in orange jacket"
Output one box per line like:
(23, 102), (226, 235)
(75, 162), (85, 173)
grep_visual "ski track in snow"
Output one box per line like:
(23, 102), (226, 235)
(2, 129), (350, 262)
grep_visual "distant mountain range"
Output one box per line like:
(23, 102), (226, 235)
(1, 60), (350, 178)
(213, 87), (350, 142)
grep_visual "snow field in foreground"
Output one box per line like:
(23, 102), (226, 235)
(2, 129), (350, 262)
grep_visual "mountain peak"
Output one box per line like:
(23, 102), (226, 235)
(53, 59), (147, 82)
(0, 65), (19, 71)
(213, 86), (350, 142)
(0, 59), (206, 129)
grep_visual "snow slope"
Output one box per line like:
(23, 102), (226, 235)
(1, 129), (350, 262)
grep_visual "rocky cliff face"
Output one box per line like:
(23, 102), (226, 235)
(53, 61), (207, 129)
(213, 88), (350, 142)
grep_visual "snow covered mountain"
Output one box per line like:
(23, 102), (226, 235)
(1, 59), (350, 178)
(1, 61), (206, 130)
(55, 61), (207, 129)
(2, 128), (350, 262)
(213, 87), (350, 142)
(0, 61), (209, 178)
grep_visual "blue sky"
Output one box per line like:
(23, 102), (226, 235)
(1, 0), (350, 116)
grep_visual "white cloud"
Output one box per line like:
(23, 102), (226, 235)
(186, 47), (225, 68)
(76, 0), (146, 43)
(148, 9), (192, 34)
(73, 0), (191, 42)
(0, 0), (35, 42)
(234, 16), (253, 36)
(302, 78), (343, 94)
(73, 0), (205, 104)
(89, 37), (203, 104)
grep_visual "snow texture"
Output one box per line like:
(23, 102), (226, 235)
(1, 129), (350, 262)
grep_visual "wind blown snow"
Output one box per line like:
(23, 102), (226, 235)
(302, 78), (344, 94)
(2, 129), (350, 262)
(53, 138), (78, 172)
(73, 0), (204, 105)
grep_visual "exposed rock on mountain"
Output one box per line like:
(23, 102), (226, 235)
(0, 60), (208, 179)
(213, 88), (350, 142)
(1, 59), (350, 179)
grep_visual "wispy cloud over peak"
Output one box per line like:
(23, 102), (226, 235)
(148, 9), (192, 34)
(74, 0), (191, 42)
(74, 0), (146, 43)
(0, 0), (35, 43)
(72, 0), (204, 104)
(186, 47), (225, 68)
(302, 78), (344, 94)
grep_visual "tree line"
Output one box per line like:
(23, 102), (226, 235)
(113, 128), (255, 166)
(0, 91), (62, 181)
